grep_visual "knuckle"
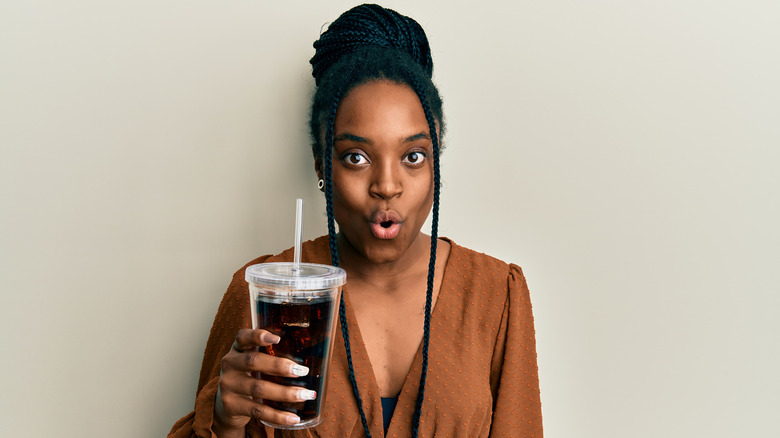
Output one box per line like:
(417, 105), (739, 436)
(244, 351), (259, 369)
(218, 374), (236, 397)
(251, 405), (266, 419)
(234, 329), (253, 350)
(221, 393), (237, 414)
(251, 379), (266, 398)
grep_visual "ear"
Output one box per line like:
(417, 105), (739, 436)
(313, 153), (324, 181)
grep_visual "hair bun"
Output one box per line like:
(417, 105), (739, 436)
(310, 3), (433, 86)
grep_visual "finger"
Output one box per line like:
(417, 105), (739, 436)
(221, 392), (301, 426)
(222, 373), (317, 403)
(222, 348), (310, 377)
(239, 351), (310, 377)
(233, 329), (281, 352)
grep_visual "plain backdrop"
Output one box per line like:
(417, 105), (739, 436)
(1, 1), (778, 436)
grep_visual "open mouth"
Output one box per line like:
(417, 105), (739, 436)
(371, 211), (402, 239)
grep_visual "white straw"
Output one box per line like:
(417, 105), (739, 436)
(293, 198), (303, 273)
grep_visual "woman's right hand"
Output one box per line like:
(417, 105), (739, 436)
(212, 329), (316, 436)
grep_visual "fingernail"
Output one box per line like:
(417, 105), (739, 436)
(263, 333), (280, 344)
(285, 414), (301, 425)
(299, 389), (317, 400)
(291, 364), (309, 376)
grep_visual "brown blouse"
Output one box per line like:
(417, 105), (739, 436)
(169, 236), (542, 437)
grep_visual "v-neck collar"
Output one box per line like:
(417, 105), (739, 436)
(338, 237), (456, 436)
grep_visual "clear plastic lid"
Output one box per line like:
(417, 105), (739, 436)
(245, 262), (346, 290)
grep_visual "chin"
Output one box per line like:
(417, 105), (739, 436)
(361, 243), (405, 264)
(339, 229), (424, 265)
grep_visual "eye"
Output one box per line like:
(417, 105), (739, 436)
(403, 151), (427, 165)
(343, 152), (368, 165)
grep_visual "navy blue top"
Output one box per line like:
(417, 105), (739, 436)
(380, 396), (399, 434)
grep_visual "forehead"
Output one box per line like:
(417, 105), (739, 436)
(334, 80), (429, 139)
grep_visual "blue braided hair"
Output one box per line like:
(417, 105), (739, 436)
(310, 5), (444, 437)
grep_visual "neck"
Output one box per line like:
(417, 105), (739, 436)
(336, 232), (432, 291)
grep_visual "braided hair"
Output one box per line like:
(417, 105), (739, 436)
(309, 4), (444, 437)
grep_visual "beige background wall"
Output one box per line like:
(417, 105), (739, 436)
(1, 1), (778, 436)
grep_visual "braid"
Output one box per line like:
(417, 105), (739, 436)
(309, 5), (445, 436)
(311, 4), (432, 86)
(323, 73), (374, 437)
(323, 90), (340, 269)
(409, 76), (441, 438)
(324, 82), (439, 438)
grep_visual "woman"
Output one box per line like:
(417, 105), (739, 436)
(170, 4), (542, 437)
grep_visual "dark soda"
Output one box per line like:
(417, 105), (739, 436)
(255, 296), (335, 422)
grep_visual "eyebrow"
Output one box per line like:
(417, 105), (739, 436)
(333, 132), (431, 144)
(404, 132), (431, 142)
(333, 133), (369, 143)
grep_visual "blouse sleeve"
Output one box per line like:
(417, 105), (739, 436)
(168, 257), (272, 438)
(489, 264), (543, 437)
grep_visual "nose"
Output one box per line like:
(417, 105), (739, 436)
(369, 160), (402, 200)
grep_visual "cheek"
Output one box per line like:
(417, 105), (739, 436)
(331, 173), (363, 210)
(412, 170), (435, 198)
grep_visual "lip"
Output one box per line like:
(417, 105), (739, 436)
(370, 210), (403, 240)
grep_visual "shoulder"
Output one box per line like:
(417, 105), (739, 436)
(444, 238), (524, 283)
(442, 238), (530, 306)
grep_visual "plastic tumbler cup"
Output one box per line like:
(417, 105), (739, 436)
(245, 262), (346, 429)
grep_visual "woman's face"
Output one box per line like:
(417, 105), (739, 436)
(325, 79), (435, 265)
